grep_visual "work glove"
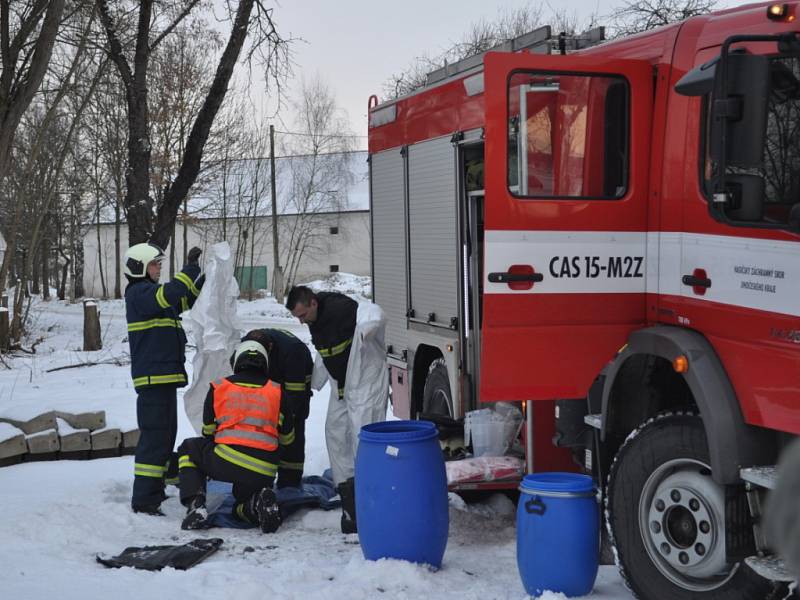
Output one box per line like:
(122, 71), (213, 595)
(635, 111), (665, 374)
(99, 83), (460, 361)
(187, 246), (202, 266)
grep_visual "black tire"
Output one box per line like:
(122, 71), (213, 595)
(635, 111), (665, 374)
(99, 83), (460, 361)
(606, 412), (784, 600)
(421, 358), (452, 418)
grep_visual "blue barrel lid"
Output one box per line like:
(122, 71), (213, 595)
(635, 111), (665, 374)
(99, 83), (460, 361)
(359, 420), (439, 443)
(519, 472), (595, 495)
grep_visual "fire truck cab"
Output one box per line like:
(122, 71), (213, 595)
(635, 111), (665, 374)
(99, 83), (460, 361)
(368, 3), (800, 598)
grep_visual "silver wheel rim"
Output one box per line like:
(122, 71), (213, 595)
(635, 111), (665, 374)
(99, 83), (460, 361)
(638, 458), (739, 592)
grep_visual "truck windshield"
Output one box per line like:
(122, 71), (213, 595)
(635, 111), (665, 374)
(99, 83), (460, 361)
(507, 70), (629, 199)
(705, 54), (800, 226)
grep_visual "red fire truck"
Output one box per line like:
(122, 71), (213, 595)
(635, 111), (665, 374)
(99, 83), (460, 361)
(368, 2), (800, 598)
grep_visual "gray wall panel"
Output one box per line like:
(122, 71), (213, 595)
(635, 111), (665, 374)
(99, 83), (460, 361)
(408, 137), (458, 327)
(370, 149), (408, 354)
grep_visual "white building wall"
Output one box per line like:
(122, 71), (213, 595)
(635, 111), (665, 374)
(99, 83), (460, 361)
(82, 211), (371, 298)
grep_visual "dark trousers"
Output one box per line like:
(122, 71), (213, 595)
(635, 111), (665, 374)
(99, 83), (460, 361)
(132, 385), (178, 508)
(278, 416), (306, 488)
(177, 437), (275, 523)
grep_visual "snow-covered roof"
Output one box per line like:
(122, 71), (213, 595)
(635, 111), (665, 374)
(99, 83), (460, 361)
(93, 150), (369, 225)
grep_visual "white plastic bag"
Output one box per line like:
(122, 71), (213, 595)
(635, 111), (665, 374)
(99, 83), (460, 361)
(182, 242), (242, 434)
(464, 403), (523, 457)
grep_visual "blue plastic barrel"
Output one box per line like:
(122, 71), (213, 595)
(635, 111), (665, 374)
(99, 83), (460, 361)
(355, 420), (449, 568)
(516, 472), (599, 597)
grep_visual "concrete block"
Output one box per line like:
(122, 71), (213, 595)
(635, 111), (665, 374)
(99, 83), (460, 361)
(56, 418), (91, 452)
(0, 423), (27, 460)
(26, 429), (60, 454)
(0, 411), (57, 435)
(91, 428), (121, 451)
(0, 433), (26, 460)
(55, 411), (106, 431)
(121, 428), (140, 454)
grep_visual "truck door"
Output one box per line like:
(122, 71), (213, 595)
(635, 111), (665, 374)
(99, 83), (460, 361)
(480, 52), (654, 401)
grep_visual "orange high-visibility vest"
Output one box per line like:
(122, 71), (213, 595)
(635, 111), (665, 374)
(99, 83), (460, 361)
(212, 378), (282, 451)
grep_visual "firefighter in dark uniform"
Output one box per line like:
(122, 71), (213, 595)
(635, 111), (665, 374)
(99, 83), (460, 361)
(124, 242), (204, 515)
(286, 285), (359, 533)
(241, 327), (314, 489)
(176, 340), (290, 532)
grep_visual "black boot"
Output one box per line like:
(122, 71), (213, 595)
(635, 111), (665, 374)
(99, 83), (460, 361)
(181, 495), (209, 530)
(337, 477), (357, 534)
(246, 488), (282, 534)
(132, 503), (164, 516)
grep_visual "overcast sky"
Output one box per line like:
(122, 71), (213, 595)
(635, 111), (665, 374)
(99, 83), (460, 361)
(264, 0), (753, 149)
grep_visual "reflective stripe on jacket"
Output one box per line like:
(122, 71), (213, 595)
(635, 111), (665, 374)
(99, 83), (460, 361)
(309, 292), (357, 387)
(212, 378), (282, 451)
(125, 263), (201, 390)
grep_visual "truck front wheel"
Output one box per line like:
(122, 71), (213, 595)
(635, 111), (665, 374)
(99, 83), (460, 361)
(606, 413), (782, 600)
(421, 358), (452, 418)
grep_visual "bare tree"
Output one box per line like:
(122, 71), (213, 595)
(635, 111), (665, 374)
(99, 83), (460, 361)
(0, 0), (66, 183)
(382, 5), (600, 100)
(82, 64), (129, 298)
(279, 75), (355, 289)
(0, 0), (68, 288)
(607, 0), (717, 38)
(0, 3), (102, 340)
(95, 0), (291, 248)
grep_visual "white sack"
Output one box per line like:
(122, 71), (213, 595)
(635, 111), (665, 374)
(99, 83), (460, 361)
(182, 242), (242, 434)
(326, 301), (390, 484)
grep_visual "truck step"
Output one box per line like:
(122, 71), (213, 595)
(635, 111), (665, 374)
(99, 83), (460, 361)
(745, 555), (796, 582)
(740, 466), (778, 490)
(584, 413), (602, 430)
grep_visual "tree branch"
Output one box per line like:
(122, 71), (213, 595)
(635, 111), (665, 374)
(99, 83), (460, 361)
(94, 0), (132, 87)
(152, 0), (258, 247)
(148, 0), (201, 53)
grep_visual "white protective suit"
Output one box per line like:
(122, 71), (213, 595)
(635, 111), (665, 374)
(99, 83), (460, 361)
(320, 301), (390, 485)
(182, 242), (242, 434)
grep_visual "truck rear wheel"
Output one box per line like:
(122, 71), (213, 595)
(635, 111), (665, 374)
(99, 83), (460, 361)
(606, 413), (782, 600)
(421, 358), (452, 417)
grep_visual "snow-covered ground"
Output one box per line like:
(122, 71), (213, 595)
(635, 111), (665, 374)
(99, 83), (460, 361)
(0, 274), (634, 600)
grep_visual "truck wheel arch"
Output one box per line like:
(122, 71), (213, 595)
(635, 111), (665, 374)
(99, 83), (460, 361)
(410, 344), (444, 417)
(601, 326), (776, 484)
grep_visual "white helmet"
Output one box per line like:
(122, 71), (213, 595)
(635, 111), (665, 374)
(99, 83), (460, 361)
(124, 242), (165, 278)
(231, 340), (270, 374)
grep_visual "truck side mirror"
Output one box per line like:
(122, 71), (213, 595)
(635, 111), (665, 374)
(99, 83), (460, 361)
(710, 53), (769, 170)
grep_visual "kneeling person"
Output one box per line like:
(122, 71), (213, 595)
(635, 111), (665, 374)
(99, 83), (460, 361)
(177, 340), (295, 532)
